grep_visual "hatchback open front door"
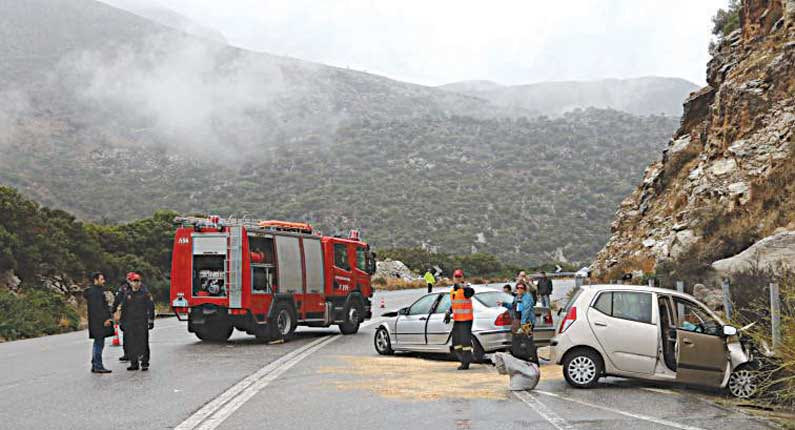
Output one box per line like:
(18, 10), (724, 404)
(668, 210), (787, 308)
(674, 298), (728, 387)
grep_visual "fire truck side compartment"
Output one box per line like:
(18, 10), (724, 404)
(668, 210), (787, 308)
(303, 238), (324, 294)
(276, 236), (302, 294)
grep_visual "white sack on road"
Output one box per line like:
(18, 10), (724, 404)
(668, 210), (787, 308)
(493, 352), (540, 391)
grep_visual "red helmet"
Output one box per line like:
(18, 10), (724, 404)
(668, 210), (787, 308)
(126, 272), (141, 281)
(453, 269), (464, 278)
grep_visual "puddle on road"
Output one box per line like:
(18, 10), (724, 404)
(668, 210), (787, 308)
(317, 355), (563, 401)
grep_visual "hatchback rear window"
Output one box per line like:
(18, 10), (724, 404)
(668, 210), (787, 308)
(591, 291), (652, 324)
(562, 287), (584, 313)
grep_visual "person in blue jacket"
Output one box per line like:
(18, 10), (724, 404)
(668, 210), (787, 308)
(515, 282), (536, 328)
(500, 282), (536, 327)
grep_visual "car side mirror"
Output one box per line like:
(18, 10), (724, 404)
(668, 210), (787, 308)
(723, 325), (738, 337)
(399, 307), (409, 315)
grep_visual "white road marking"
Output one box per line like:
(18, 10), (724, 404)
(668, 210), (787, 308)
(175, 319), (382, 430)
(0, 383), (21, 393)
(535, 390), (707, 430)
(196, 335), (341, 430)
(513, 391), (575, 430)
(642, 387), (678, 395)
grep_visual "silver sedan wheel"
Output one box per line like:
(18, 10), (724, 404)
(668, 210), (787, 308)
(568, 355), (597, 385)
(375, 329), (389, 352)
(728, 368), (756, 399)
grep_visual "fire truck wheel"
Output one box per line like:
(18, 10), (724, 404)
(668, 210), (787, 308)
(338, 300), (362, 335)
(194, 324), (233, 342)
(273, 302), (297, 338)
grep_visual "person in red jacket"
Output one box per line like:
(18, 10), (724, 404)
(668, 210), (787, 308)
(444, 269), (475, 370)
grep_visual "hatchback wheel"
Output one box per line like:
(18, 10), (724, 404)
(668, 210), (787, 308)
(728, 365), (757, 399)
(374, 327), (393, 355)
(563, 349), (602, 388)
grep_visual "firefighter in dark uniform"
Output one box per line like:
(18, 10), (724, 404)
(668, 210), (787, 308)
(444, 269), (475, 370)
(117, 272), (155, 371)
(113, 272), (149, 362)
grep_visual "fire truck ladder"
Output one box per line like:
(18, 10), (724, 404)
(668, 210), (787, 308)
(174, 216), (317, 236)
(227, 226), (243, 309)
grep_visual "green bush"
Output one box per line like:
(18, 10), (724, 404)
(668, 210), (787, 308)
(0, 289), (79, 340)
(711, 0), (741, 38)
(0, 186), (176, 339)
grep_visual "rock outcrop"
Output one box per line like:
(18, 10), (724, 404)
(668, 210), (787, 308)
(593, 0), (795, 280)
(712, 230), (795, 274)
(373, 260), (418, 282)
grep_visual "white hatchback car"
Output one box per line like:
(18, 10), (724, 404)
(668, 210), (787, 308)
(549, 284), (758, 398)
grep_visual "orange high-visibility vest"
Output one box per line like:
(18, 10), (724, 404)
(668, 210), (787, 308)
(450, 287), (473, 322)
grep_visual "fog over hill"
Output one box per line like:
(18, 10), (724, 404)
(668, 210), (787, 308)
(0, 0), (687, 264)
(439, 77), (699, 117)
(98, 0), (228, 43)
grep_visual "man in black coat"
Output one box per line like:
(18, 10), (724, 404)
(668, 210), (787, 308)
(83, 272), (113, 374)
(117, 272), (155, 371)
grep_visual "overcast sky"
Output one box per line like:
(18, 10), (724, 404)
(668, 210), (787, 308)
(142, 0), (727, 86)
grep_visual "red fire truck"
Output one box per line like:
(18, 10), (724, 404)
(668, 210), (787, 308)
(169, 216), (376, 342)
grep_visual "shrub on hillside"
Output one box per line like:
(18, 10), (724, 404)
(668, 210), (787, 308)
(0, 289), (79, 341)
(712, 0), (741, 38)
(737, 274), (794, 407)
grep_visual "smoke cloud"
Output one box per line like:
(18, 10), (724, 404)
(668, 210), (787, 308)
(0, 89), (32, 149)
(55, 33), (338, 159)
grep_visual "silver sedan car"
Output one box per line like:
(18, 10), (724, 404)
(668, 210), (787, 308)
(373, 286), (555, 361)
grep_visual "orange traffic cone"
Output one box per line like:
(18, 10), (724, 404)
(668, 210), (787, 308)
(111, 323), (121, 347)
(380, 297), (385, 308)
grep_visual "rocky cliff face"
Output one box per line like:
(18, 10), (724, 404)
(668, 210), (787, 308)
(593, 0), (795, 281)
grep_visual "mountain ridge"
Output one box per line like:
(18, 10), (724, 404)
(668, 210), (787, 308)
(1, 0), (685, 265)
(439, 77), (699, 117)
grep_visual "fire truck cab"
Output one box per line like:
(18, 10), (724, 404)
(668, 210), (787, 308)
(169, 216), (376, 342)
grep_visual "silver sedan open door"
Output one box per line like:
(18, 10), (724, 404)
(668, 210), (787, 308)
(425, 293), (452, 345)
(394, 293), (438, 346)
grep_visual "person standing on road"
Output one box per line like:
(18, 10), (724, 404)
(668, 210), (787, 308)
(113, 273), (149, 362)
(511, 283), (539, 364)
(84, 272), (113, 374)
(443, 269), (475, 370)
(518, 271), (538, 303)
(424, 269), (436, 293)
(117, 272), (155, 371)
(516, 283), (536, 328)
(501, 282), (536, 327)
(537, 272), (553, 308)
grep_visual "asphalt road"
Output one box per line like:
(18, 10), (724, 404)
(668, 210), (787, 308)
(0, 285), (775, 430)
